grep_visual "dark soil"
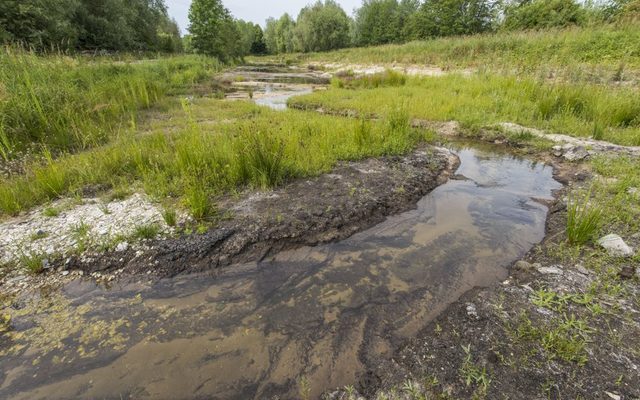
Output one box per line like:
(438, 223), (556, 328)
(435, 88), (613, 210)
(66, 146), (457, 279)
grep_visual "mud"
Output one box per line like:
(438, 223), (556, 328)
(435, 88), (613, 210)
(0, 143), (563, 400)
(63, 146), (455, 279)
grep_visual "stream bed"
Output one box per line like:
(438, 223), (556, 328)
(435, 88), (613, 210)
(0, 144), (562, 400)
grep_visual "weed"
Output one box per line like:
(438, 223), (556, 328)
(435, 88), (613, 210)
(29, 231), (49, 241)
(42, 206), (61, 217)
(460, 345), (491, 392)
(162, 208), (177, 227)
(133, 224), (161, 240)
(18, 252), (46, 274)
(566, 188), (602, 245)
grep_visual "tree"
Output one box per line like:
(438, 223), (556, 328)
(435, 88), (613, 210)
(294, 1), (351, 52)
(411, 0), (498, 38)
(0, 0), (80, 49)
(235, 20), (267, 56)
(264, 14), (297, 54)
(353, 0), (419, 46)
(503, 0), (586, 30)
(188, 0), (241, 60)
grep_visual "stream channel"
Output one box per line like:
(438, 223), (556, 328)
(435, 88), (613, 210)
(0, 67), (563, 400)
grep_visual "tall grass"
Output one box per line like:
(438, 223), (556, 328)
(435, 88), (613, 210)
(0, 48), (223, 158)
(566, 189), (603, 245)
(0, 101), (423, 218)
(297, 25), (640, 77)
(290, 73), (640, 146)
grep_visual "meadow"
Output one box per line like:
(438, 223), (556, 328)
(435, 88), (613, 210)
(289, 72), (640, 146)
(294, 25), (640, 83)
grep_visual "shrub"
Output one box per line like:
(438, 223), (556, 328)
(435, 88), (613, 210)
(503, 0), (586, 31)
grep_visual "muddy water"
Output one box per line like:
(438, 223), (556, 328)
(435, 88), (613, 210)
(222, 65), (327, 110)
(0, 145), (561, 400)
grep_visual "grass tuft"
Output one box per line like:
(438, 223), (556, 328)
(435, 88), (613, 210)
(566, 189), (602, 245)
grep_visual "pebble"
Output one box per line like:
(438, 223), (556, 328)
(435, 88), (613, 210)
(115, 241), (129, 252)
(575, 264), (590, 275)
(61, 271), (69, 276)
(466, 303), (479, 320)
(536, 265), (563, 275)
(598, 234), (634, 257)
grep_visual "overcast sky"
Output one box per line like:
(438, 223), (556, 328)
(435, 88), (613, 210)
(166, 0), (362, 33)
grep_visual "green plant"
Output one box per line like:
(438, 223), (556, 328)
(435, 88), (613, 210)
(566, 189), (602, 245)
(460, 345), (491, 391)
(133, 224), (161, 240)
(19, 252), (46, 274)
(162, 208), (178, 227)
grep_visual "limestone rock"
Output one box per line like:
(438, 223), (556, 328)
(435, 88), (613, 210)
(598, 234), (634, 257)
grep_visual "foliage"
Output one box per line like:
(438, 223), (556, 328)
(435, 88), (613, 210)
(353, 0), (419, 46)
(411, 0), (499, 38)
(0, 0), (181, 52)
(294, 1), (352, 53)
(264, 14), (297, 54)
(188, 0), (241, 61)
(235, 20), (267, 56)
(503, 0), (586, 30)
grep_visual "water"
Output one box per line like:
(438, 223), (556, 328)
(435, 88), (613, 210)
(253, 85), (313, 110)
(0, 145), (562, 400)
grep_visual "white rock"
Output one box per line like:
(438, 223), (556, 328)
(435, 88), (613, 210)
(605, 392), (621, 400)
(466, 303), (479, 320)
(536, 265), (564, 275)
(115, 242), (129, 252)
(598, 234), (634, 257)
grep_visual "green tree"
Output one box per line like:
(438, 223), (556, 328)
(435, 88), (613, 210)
(264, 14), (297, 54)
(411, 0), (498, 38)
(503, 0), (586, 30)
(294, 0), (351, 52)
(0, 0), (80, 49)
(354, 0), (419, 46)
(188, 0), (241, 60)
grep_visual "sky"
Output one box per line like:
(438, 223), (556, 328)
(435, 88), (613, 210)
(165, 0), (362, 33)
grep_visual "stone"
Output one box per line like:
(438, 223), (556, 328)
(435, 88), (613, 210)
(619, 265), (635, 280)
(598, 234), (634, 257)
(513, 260), (533, 271)
(536, 265), (564, 275)
(466, 303), (479, 320)
(563, 145), (589, 161)
(115, 241), (129, 252)
(61, 271), (69, 276)
(605, 392), (621, 400)
(628, 187), (639, 198)
(575, 264), (590, 275)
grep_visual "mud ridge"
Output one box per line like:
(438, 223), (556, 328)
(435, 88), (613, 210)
(66, 146), (458, 279)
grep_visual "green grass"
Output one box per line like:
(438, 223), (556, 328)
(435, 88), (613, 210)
(290, 25), (640, 81)
(0, 49), (224, 159)
(290, 73), (640, 146)
(133, 224), (161, 240)
(0, 99), (426, 219)
(566, 188), (603, 245)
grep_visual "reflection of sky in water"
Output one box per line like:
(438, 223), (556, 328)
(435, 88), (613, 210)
(0, 146), (562, 400)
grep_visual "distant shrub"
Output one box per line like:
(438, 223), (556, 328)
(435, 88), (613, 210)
(503, 0), (586, 31)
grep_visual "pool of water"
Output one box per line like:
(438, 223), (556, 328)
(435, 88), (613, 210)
(0, 144), (562, 400)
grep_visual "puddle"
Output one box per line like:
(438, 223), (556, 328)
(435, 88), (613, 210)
(222, 65), (328, 110)
(0, 144), (562, 400)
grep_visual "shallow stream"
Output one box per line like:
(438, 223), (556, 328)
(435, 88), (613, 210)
(0, 144), (561, 399)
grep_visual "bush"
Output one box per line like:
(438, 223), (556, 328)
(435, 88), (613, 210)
(503, 0), (586, 31)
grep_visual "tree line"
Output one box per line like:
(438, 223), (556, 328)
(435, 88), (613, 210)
(264, 0), (637, 53)
(0, 0), (183, 52)
(1, 0), (637, 57)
